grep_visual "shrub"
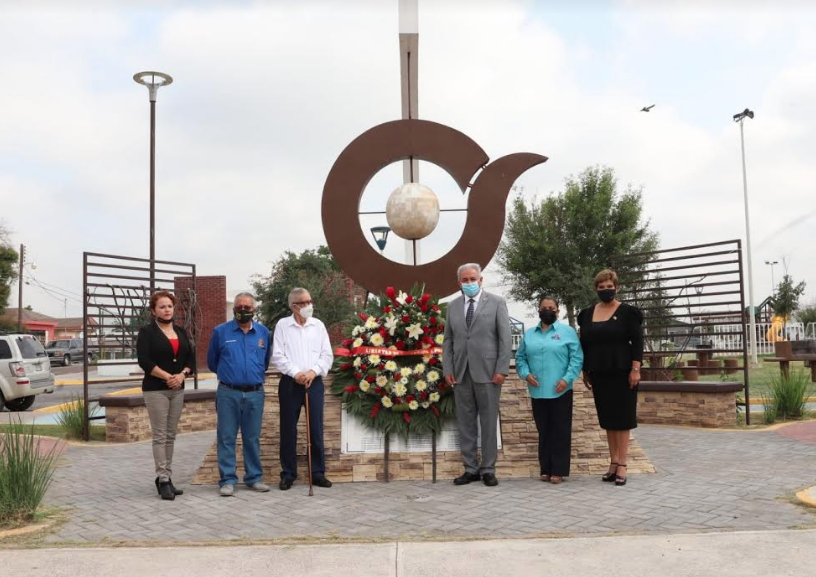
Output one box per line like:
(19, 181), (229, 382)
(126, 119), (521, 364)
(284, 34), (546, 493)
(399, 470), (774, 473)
(0, 420), (59, 526)
(768, 370), (812, 421)
(55, 396), (99, 440)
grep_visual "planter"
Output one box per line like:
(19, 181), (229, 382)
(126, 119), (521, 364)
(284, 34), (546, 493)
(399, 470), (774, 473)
(686, 359), (699, 367)
(680, 367), (699, 381)
(723, 358), (739, 375)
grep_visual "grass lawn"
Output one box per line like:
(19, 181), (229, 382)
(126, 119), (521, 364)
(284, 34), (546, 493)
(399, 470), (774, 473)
(0, 423), (105, 442)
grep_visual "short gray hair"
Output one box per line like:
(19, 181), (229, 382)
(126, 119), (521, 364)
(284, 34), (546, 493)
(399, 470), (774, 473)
(456, 263), (482, 280)
(234, 292), (255, 305)
(288, 287), (309, 309)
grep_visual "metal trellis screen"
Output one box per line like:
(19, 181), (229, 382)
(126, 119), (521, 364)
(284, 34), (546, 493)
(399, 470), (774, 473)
(82, 252), (199, 440)
(610, 239), (751, 423)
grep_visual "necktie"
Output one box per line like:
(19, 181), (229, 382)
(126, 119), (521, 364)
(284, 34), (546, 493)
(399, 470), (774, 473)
(466, 298), (475, 328)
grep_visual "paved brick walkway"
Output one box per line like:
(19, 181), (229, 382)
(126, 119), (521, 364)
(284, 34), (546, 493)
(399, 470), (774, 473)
(777, 421), (816, 444)
(40, 425), (816, 544)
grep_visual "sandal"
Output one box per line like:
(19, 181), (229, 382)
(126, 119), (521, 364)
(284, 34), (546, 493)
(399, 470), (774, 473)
(550, 475), (563, 484)
(602, 462), (618, 482)
(540, 474), (550, 482)
(615, 464), (627, 487)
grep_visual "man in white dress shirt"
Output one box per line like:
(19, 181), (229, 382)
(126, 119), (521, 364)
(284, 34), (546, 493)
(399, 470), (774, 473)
(271, 287), (335, 491)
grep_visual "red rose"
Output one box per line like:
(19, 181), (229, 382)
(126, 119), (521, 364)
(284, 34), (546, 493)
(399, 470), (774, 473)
(342, 339), (353, 347)
(379, 327), (387, 336)
(429, 357), (438, 365)
(432, 304), (439, 312)
(395, 341), (406, 350)
(403, 412), (411, 424)
(420, 391), (428, 400)
(422, 336), (433, 345)
(419, 304), (428, 312)
(405, 295), (414, 304)
(378, 362), (385, 370)
(339, 363), (352, 371)
(406, 395), (415, 403)
(421, 293), (431, 303)
(375, 386), (384, 396)
(345, 385), (359, 393)
(366, 375), (375, 383)
(429, 316), (438, 325)
(386, 287), (396, 299)
(401, 315), (410, 323)
(354, 371), (363, 380)
(394, 397), (402, 405)
(383, 305), (391, 313)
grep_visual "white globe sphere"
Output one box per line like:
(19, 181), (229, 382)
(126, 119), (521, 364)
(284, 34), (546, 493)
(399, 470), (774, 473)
(385, 183), (440, 240)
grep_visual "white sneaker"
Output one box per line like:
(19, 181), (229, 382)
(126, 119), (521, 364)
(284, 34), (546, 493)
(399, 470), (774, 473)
(219, 484), (235, 497)
(248, 482), (271, 492)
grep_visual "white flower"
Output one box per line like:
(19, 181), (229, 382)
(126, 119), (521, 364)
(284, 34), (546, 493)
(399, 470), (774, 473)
(368, 354), (381, 365)
(352, 357), (362, 368)
(369, 333), (384, 347)
(360, 381), (370, 392)
(400, 377), (409, 386)
(408, 400), (419, 411)
(400, 367), (413, 378)
(394, 383), (408, 397)
(429, 392), (440, 402)
(422, 355), (431, 364)
(407, 323), (424, 340)
(376, 375), (388, 387)
(385, 360), (398, 372)
(421, 401), (430, 409)
(359, 379), (368, 388)
(435, 334), (444, 345)
(381, 396), (393, 408)
(396, 291), (408, 305)
(352, 338), (363, 348)
(384, 314), (399, 336)
(415, 379), (427, 391)
(414, 363), (426, 374)
(427, 370), (440, 383)
(364, 316), (379, 330)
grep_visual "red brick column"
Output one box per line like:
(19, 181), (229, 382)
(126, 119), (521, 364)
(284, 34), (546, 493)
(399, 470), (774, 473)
(174, 275), (226, 372)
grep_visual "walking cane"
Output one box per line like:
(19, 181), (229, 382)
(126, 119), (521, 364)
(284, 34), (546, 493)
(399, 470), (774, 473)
(304, 386), (314, 497)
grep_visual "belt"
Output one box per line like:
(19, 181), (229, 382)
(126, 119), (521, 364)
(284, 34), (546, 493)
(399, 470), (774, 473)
(219, 382), (263, 392)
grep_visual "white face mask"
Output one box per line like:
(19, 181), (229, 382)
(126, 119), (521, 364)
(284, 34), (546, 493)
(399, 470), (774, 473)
(298, 304), (314, 319)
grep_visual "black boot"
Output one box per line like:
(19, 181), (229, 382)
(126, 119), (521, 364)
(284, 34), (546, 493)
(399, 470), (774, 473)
(159, 480), (175, 501)
(155, 477), (161, 495)
(168, 479), (184, 496)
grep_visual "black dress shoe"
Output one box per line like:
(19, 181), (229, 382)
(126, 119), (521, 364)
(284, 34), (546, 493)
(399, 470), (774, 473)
(312, 476), (333, 488)
(453, 472), (481, 486)
(159, 481), (176, 500)
(482, 473), (499, 487)
(168, 479), (184, 495)
(279, 478), (294, 491)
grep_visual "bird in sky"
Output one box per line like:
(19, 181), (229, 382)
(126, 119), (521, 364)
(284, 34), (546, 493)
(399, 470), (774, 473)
(640, 104), (655, 112)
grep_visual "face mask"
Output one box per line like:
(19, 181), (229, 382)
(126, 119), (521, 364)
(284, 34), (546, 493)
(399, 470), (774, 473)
(156, 317), (173, 325)
(298, 304), (314, 319)
(597, 289), (616, 303)
(461, 282), (480, 297)
(538, 310), (557, 325)
(234, 309), (254, 324)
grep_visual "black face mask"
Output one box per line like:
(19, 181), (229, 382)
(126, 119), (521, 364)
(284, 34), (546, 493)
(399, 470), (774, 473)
(234, 309), (254, 324)
(597, 289), (616, 303)
(156, 317), (173, 325)
(538, 310), (557, 325)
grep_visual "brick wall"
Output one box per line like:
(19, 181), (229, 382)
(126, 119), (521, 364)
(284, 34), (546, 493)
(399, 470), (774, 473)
(193, 373), (656, 484)
(637, 390), (737, 428)
(174, 275), (226, 371)
(105, 397), (217, 443)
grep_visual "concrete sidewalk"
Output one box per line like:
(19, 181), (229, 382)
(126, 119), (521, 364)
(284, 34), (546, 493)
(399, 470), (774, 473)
(4, 529), (816, 576)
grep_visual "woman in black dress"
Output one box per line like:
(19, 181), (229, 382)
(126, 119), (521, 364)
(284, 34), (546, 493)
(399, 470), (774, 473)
(577, 269), (643, 486)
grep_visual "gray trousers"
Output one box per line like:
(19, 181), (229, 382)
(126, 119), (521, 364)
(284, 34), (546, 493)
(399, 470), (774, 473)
(144, 389), (185, 482)
(454, 368), (501, 475)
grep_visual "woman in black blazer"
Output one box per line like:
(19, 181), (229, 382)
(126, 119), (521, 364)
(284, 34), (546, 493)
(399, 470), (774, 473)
(577, 270), (643, 487)
(136, 290), (194, 500)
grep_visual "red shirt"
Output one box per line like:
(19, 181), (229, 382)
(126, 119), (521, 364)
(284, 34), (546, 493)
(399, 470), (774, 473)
(169, 338), (179, 356)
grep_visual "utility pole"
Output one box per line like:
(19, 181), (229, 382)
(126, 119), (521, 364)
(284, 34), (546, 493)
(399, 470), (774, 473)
(17, 243), (24, 332)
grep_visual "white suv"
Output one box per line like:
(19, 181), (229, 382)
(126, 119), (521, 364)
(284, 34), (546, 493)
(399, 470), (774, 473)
(0, 333), (56, 412)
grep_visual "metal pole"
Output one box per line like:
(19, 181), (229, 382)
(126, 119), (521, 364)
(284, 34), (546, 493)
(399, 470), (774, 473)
(17, 244), (24, 332)
(739, 119), (758, 365)
(82, 252), (90, 441)
(736, 240), (750, 425)
(149, 99), (156, 292)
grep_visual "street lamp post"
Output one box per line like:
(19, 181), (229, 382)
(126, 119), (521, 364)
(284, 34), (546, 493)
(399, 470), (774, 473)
(17, 243), (24, 332)
(133, 71), (173, 291)
(733, 108), (756, 364)
(764, 260), (779, 298)
(370, 226), (391, 255)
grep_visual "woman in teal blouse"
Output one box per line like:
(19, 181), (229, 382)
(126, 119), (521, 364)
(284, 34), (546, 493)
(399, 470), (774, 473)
(516, 296), (584, 484)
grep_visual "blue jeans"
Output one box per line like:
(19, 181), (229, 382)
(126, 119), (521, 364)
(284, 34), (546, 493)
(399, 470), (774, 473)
(216, 385), (265, 487)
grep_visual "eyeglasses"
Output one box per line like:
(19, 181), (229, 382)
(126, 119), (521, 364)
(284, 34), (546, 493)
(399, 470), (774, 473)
(294, 300), (313, 306)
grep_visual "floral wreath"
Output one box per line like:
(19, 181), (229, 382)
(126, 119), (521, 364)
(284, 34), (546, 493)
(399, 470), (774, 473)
(331, 286), (454, 436)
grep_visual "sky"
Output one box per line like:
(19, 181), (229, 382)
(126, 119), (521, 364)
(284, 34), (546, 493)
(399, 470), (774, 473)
(1, 0), (814, 329)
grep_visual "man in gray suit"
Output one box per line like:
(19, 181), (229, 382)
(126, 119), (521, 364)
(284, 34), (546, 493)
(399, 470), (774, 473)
(443, 263), (512, 486)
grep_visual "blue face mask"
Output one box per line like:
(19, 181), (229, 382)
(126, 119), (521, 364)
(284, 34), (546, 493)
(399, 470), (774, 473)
(461, 282), (480, 297)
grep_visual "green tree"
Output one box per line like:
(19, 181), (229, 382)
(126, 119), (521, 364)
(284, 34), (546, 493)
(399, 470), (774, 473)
(0, 224), (18, 319)
(498, 166), (658, 325)
(773, 273), (806, 327)
(795, 303), (816, 326)
(252, 246), (360, 330)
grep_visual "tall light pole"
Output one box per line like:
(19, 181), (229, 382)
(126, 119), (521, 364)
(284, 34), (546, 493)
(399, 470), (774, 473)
(133, 71), (173, 291)
(17, 243), (24, 332)
(764, 260), (778, 298)
(734, 108), (757, 364)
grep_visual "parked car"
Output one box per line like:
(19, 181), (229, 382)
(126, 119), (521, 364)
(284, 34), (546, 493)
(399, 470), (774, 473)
(45, 338), (91, 366)
(0, 333), (55, 411)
